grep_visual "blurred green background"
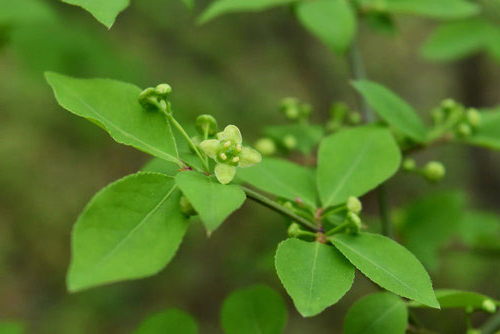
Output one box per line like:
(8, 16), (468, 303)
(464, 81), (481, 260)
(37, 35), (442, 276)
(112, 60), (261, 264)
(1, 0), (500, 333)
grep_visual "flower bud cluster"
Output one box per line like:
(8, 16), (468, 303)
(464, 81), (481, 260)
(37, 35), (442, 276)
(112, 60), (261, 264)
(280, 97), (312, 122)
(431, 99), (482, 139)
(138, 83), (173, 113)
(327, 102), (361, 132)
(402, 158), (446, 183)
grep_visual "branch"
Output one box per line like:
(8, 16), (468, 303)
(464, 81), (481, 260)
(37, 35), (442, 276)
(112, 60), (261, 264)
(240, 186), (319, 232)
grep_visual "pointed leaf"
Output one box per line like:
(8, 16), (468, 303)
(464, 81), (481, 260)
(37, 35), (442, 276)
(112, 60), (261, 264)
(45, 72), (181, 166)
(238, 157), (318, 208)
(275, 239), (354, 317)
(60, 0), (130, 28)
(296, 0), (357, 54)
(68, 172), (189, 292)
(134, 309), (198, 334)
(344, 292), (408, 334)
(199, 0), (295, 24)
(317, 126), (401, 207)
(352, 80), (427, 142)
(176, 171), (246, 233)
(409, 290), (500, 309)
(221, 285), (287, 334)
(400, 191), (465, 271)
(420, 19), (493, 62)
(0, 0), (55, 26)
(142, 158), (180, 177)
(382, 0), (480, 19)
(465, 111), (500, 150)
(330, 233), (439, 308)
(459, 211), (500, 249)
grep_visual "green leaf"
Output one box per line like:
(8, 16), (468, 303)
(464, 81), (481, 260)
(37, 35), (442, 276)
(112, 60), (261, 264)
(274, 239), (354, 317)
(175, 171), (246, 233)
(142, 158), (180, 177)
(465, 111), (500, 150)
(296, 0), (357, 54)
(59, 0), (130, 28)
(182, 0), (195, 10)
(352, 80), (427, 142)
(330, 233), (439, 308)
(221, 285), (287, 334)
(400, 191), (465, 271)
(67, 172), (189, 292)
(0, 0), (55, 26)
(45, 72), (181, 166)
(409, 290), (499, 309)
(198, 0), (295, 24)
(237, 157), (318, 208)
(459, 211), (500, 250)
(383, 0), (480, 19)
(344, 292), (408, 334)
(264, 124), (324, 155)
(11, 21), (143, 81)
(420, 19), (493, 62)
(487, 27), (500, 62)
(0, 321), (24, 334)
(317, 126), (401, 207)
(134, 309), (198, 334)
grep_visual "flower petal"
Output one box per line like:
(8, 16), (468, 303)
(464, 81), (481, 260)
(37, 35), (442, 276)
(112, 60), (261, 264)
(222, 125), (242, 144)
(215, 164), (236, 184)
(238, 147), (262, 168)
(199, 139), (219, 159)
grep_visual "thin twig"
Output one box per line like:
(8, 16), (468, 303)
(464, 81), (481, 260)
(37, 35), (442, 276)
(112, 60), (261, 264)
(240, 185), (318, 232)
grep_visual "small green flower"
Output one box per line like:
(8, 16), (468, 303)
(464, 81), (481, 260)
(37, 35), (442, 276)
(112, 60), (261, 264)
(200, 125), (262, 184)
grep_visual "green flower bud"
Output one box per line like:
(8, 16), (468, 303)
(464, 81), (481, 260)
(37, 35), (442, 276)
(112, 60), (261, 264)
(287, 223), (302, 238)
(423, 161), (446, 182)
(285, 106), (300, 120)
(283, 201), (294, 210)
(180, 195), (196, 216)
(402, 158), (416, 172)
(348, 112), (362, 125)
(431, 107), (446, 125)
(457, 122), (472, 137)
(280, 97), (300, 120)
(138, 87), (158, 111)
(255, 138), (276, 156)
(482, 299), (497, 314)
(347, 212), (362, 232)
(441, 98), (457, 111)
(155, 83), (172, 97)
(347, 196), (362, 214)
(466, 108), (481, 128)
(329, 102), (349, 120)
(283, 134), (297, 150)
(196, 114), (218, 137)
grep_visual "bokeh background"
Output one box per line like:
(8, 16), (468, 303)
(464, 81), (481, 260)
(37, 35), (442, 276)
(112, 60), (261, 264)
(1, 0), (500, 333)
